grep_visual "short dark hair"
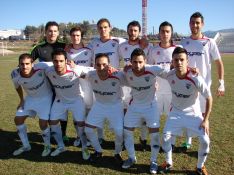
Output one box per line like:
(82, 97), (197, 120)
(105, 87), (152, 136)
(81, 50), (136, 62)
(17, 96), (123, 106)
(159, 21), (173, 34)
(190, 12), (204, 23)
(130, 48), (146, 61)
(172, 47), (188, 58)
(51, 49), (67, 60)
(19, 53), (33, 64)
(127, 20), (141, 32)
(97, 18), (111, 27)
(95, 53), (110, 64)
(69, 26), (83, 37)
(45, 21), (59, 31)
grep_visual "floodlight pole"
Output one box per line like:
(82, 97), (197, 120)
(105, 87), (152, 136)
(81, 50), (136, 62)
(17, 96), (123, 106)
(142, 0), (147, 37)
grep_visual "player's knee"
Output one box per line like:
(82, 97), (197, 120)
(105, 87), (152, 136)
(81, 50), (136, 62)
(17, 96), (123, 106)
(199, 134), (210, 153)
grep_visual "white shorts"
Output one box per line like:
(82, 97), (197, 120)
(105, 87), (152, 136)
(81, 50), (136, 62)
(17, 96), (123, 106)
(163, 108), (206, 137)
(86, 101), (124, 130)
(16, 95), (52, 120)
(50, 97), (85, 122)
(124, 100), (160, 128)
(199, 94), (206, 114)
(156, 93), (172, 115)
(122, 86), (132, 109)
(80, 79), (94, 109)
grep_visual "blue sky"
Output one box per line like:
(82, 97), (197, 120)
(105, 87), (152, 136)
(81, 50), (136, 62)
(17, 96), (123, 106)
(1, 0), (234, 35)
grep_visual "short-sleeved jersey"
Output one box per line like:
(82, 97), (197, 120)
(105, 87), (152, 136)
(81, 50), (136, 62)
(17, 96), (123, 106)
(148, 44), (179, 94)
(166, 69), (211, 115)
(119, 41), (152, 65)
(45, 65), (92, 102)
(181, 36), (221, 87)
(31, 40), (66, 62)
(67, 47), (93, 66)
(11, 62), (53, 98)
(125, 65), (167, 105)
(86, 70), (126, 104)
(87, 37), (121, 68)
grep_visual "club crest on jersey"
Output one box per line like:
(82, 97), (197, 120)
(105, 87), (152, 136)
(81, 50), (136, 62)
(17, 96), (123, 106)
(94, 79), (98, 83)
(129, 76), (133, 81)
(84, 51), (88, 55)
(186, 83), (191, 89)
(53, 75), (56, 79)
(68, 75), (73, 80)
(157, 51), (160, 55)
(125, 47), (128, 51)
(145, 76), (150, 82)
(38, 72), (43, 77)
(96, 44), (99, 47)
(171, 80), (175, 84)
(186, 41), (189, 45)
(112, 43), (116, 47)
(23, 82), (27, 84)
(202, 40), (209, 46)
(112, 82), (116, 86)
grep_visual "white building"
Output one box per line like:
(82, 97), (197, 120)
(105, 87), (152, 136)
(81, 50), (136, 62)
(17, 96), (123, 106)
(0, 29), (25, 40)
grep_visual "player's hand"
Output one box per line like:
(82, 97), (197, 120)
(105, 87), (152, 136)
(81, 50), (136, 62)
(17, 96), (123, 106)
(217, 80), (225, 97)
(67, 60), (75, 68)
(200, 120), (209, 135)
(64, 44), (72, 52)
(139, 36), (149, 49)
(107, 65), (117, 75)
(189, 67), (199, 75)
(123, 64), (132, 72)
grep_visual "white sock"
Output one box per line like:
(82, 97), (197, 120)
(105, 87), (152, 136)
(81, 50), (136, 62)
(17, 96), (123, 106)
(51, 124), (64, 148)
(41, 127), (50, 146)
(124, 129), (135, 160)
(150, 132), (160, 162)
(97, 128), (104, 139)
(187, 136), (192, 145)
(77, 126), (87, 151)
(16, 124), (30, 147)
(162, 133), (173, 165)
(140, 123), (148, 140)
(114, 129), (123, 154)
(197, 135), (210, 168)
(85, 127), (102, 152)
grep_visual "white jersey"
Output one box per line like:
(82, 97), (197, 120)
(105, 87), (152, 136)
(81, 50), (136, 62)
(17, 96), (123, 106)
(67, 47), (93, 66)
(119, 41), (152, 65)
(11, 62), (53, 98)
(45, 65), (92, 102)
(125, 65), (167, 105)
(166, 69), (211, 115)
(181, 36), (221, 87)
(87, 37), (122, 68)
(148, 44), (179, 94)
(86, 70), (125, 104)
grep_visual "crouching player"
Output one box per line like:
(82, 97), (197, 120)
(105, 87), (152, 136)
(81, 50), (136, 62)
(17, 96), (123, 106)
(46, 49), (91, 159)
(84, 53), (125, 164)
(11, 53), (53, 156)
(160, 47), (212, 175)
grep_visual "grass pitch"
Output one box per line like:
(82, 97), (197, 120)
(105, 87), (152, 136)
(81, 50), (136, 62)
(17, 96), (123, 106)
(0, 54), (233, 175)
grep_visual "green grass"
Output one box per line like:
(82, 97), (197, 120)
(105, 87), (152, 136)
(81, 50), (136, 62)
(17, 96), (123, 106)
(0, 54), (233, 175)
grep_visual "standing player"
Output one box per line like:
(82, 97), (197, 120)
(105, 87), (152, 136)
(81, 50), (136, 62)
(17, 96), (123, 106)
(11, 53), (53, 157)
(122, 48), (167, 174)
(30, 21), (69, 144)
(160, 47), (212, 175)
(119, 20), (152, 151)
(181, 12), (225, 149)
(148, 21), (179, 150)
(84, 53), (125, 163)
(66, 26), (93, 147)
(46, 50), (91, 159)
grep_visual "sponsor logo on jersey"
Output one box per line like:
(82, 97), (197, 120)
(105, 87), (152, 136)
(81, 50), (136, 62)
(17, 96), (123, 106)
(186, 83), (191, 89)
(53, 84), (74, 89)
(112, 82), (116, 86)
(75, 60), (88, 64)
(93, 89), (116, 96)
(95, 52), (114, 57)
(187, 52), (204, 56)
(145, 76), (150, 82)
(172, 90), (191, 98)
(112, 43), (116, 47)
(28, 79), (45, 90)
(132, 85), (151, 91)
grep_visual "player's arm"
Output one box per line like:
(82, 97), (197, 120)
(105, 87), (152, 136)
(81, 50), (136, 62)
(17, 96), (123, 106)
(215, 59), (225, 97)
(15, 86), (24, 110)
(200, 95), (213, 135)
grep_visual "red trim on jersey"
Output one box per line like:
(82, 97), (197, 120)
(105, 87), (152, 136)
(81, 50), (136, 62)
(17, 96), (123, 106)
(159, 42), (176, 48)
(107, 75), (120, 80)
(190, 35), (209, 41)
(177, 69), (196, 86)
(143, 70), (154, 76)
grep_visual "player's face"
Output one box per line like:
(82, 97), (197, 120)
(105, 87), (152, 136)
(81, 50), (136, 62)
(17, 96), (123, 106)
(131, 55), (146, 74)
(95, 56), (109, 76)
(98, 22), (111, 39)
(53, 54), (67, 75)
(159, 26), (172, 44)
(19, 58), (33, 77)
(128, 25), (140, 41)
(189, 17), (204, 35)
(46, 25), (59, 44)
(71, 30), (82, 45)
(172, 53), (188, 73)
